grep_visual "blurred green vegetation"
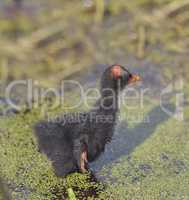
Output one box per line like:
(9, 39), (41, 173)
(0, 0), (189, 87)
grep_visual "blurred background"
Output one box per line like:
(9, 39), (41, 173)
(0, 0), (189, 89)
(0, 0), (189, 199)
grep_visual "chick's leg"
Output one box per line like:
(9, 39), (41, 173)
(80, 143), (88, 173)
(73, 136), (89, 173)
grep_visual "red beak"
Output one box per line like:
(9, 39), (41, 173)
(128, 74), (141, 84)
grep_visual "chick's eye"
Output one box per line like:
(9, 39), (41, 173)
(128, 74), (133, 80)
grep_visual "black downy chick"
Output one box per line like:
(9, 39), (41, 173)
(34, 65), (140, 177)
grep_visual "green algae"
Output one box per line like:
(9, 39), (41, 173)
(0, 107), (102, 199)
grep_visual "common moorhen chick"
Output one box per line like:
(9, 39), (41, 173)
(34, 65), (140, 177)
